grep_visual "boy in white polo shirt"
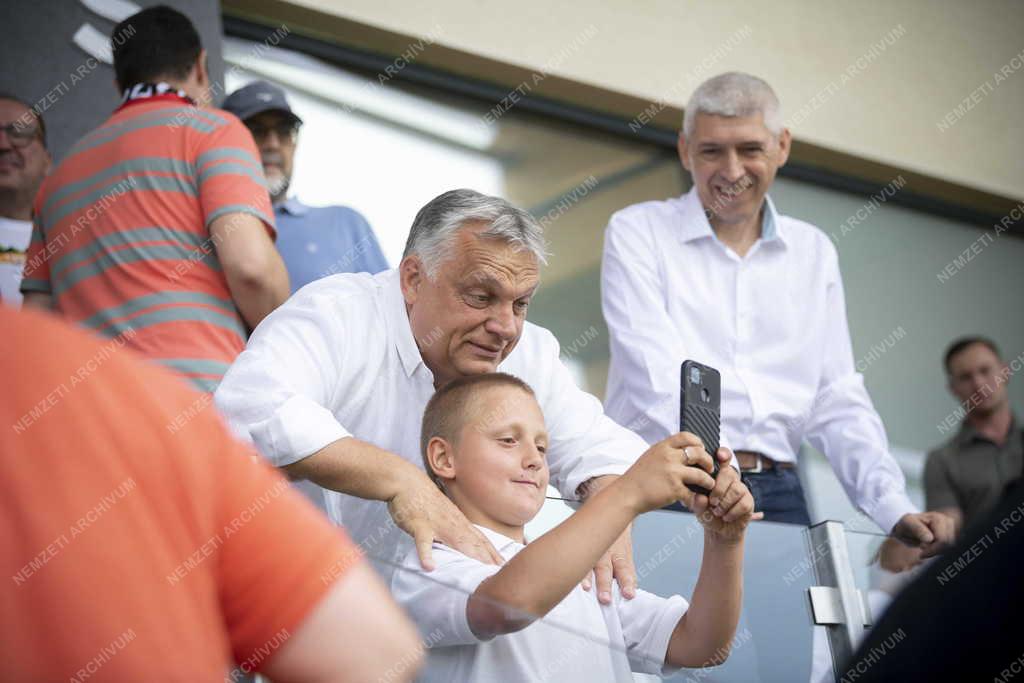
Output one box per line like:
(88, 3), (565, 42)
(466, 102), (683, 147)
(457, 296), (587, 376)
(392, 372), (760, 681)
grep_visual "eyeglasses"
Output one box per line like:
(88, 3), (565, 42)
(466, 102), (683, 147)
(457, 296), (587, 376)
(245, 121), (299, 143)
(0, 122), (42, 149)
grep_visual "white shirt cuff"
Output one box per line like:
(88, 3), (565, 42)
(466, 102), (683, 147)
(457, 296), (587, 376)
(566, 463), (633, 502)
(249, 394), (351, 467)
(864, 490), (918, 535)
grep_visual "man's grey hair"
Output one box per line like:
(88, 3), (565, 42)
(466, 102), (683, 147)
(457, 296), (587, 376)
(683, 72), (783, 138)
(403, 189), (548, 278)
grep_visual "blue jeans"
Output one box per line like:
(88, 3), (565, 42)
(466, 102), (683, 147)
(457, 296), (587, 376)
(742, 468), (811, 526)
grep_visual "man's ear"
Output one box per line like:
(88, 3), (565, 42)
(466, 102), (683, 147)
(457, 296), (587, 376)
(677, 132), (691, 172)
(775, 127), (792, 168)
(193, 48), (210, 88)
(426, 436), (456, 485)
(400, 255), (425, 306)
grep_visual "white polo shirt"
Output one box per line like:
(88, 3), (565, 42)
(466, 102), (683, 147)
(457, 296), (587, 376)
(214, 269), (647, 579)
(391, 525), (688, 682)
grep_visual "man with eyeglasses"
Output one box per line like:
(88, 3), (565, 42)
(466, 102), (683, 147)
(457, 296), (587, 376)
(224, 81), (389, 293)
(0, 95), (50, 307)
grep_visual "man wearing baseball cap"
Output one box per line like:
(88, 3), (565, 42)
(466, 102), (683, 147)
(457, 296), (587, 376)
(224, 81), (388, 293)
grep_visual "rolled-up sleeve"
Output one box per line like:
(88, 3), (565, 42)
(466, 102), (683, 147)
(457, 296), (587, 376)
(530, 326), (648, 499)
(215, 291), (350, 467)
(803, 251), (916, 534)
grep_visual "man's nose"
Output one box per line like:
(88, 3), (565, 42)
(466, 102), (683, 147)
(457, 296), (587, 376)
(485, 302), (517, 340)
(260, 131), (283, 153)
(722, 151), (745, 183)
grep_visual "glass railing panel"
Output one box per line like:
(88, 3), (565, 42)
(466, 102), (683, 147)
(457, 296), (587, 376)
(363, 494), (848, 682)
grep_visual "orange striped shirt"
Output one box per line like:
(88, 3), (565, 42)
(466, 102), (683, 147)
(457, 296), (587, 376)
(22, 97), (274, 392)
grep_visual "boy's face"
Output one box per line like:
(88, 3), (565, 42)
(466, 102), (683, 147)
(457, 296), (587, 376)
(442, 386), (549, 539)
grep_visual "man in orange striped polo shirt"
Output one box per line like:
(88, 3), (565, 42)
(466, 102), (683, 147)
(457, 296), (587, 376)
(21, 6), (289, 392)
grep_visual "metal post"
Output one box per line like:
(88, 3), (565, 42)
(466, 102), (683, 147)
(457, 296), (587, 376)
(806, 520), (871, 680)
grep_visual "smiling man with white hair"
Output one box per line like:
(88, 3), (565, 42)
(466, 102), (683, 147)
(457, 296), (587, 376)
(215, 188), (739, 602)
(602, 72), (955, 555)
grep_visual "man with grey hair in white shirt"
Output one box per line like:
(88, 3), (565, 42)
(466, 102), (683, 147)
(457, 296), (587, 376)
(216, 188), (742, 601)
(602, 72), (954, 554)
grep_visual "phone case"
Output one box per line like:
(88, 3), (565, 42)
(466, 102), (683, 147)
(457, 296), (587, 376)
(680, 360), (721, 495)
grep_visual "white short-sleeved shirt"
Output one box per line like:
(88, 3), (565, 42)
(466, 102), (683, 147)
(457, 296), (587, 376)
(214, 269), (648, 581)
(391, 525), (688, 682)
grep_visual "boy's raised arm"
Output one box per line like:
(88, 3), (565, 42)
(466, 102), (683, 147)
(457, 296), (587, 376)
(665, 453), (758, 668)
(468, 432), (717, 639)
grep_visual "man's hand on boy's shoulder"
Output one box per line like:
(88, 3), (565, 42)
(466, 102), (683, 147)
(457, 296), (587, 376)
(388, 469), (504, 571)
(690, 449), (763, 543)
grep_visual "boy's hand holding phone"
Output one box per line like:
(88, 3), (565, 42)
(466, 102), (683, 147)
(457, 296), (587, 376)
(691, 448), (763, 543)
(618, 431), (718, 513)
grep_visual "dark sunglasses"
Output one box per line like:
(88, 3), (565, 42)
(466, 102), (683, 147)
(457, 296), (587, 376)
(245, 121), (300, 143)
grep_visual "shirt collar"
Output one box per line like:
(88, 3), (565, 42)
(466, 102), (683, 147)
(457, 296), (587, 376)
(277, 196), (310, 216)
(473, 524), (525, 553)
(382, 269), (427, 377)
(675, 187), (785, 247)
(956, 414), (1021, 446)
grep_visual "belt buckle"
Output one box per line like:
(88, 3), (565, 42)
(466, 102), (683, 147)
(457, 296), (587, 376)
(745, 454), (764, 474)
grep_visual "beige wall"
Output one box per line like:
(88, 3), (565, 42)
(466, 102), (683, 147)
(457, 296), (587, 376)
(285, 0), (1024, 202)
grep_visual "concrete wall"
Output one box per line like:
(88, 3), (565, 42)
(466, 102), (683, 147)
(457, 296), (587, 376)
(287, 0), (1024, 202)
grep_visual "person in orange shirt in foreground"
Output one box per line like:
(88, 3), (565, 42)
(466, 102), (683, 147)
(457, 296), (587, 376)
(1, 305), (421, 682)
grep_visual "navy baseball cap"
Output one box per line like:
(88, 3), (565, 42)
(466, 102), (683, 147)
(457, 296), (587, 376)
(222, 80), (303, 126)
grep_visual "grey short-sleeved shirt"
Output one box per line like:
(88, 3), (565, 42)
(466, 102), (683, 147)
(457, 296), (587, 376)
(924, 417), (1023, 528)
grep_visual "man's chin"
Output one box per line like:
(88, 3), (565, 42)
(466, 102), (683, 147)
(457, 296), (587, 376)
(453, 357), (501, 377)
(972, 397), (1005, 417)
(264, 174), (289, 198)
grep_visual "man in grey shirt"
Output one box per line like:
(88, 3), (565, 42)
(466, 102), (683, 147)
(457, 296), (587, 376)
(925, 337), (1022, 530)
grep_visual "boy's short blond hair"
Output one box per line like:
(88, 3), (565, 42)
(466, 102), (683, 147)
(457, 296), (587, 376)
(420, 373), (536, 489)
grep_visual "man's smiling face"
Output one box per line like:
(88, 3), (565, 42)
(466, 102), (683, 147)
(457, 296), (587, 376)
(401, 222), (540, 388)
(679, 112), (790, 228)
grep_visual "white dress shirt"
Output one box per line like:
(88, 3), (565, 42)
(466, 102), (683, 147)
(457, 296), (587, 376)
(214, 268), (647, 576)
(391, 524), (688, 682)
(601, 188), (915, 534)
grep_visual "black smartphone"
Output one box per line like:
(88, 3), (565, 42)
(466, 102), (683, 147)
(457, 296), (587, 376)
(680, 360), (721, 496)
